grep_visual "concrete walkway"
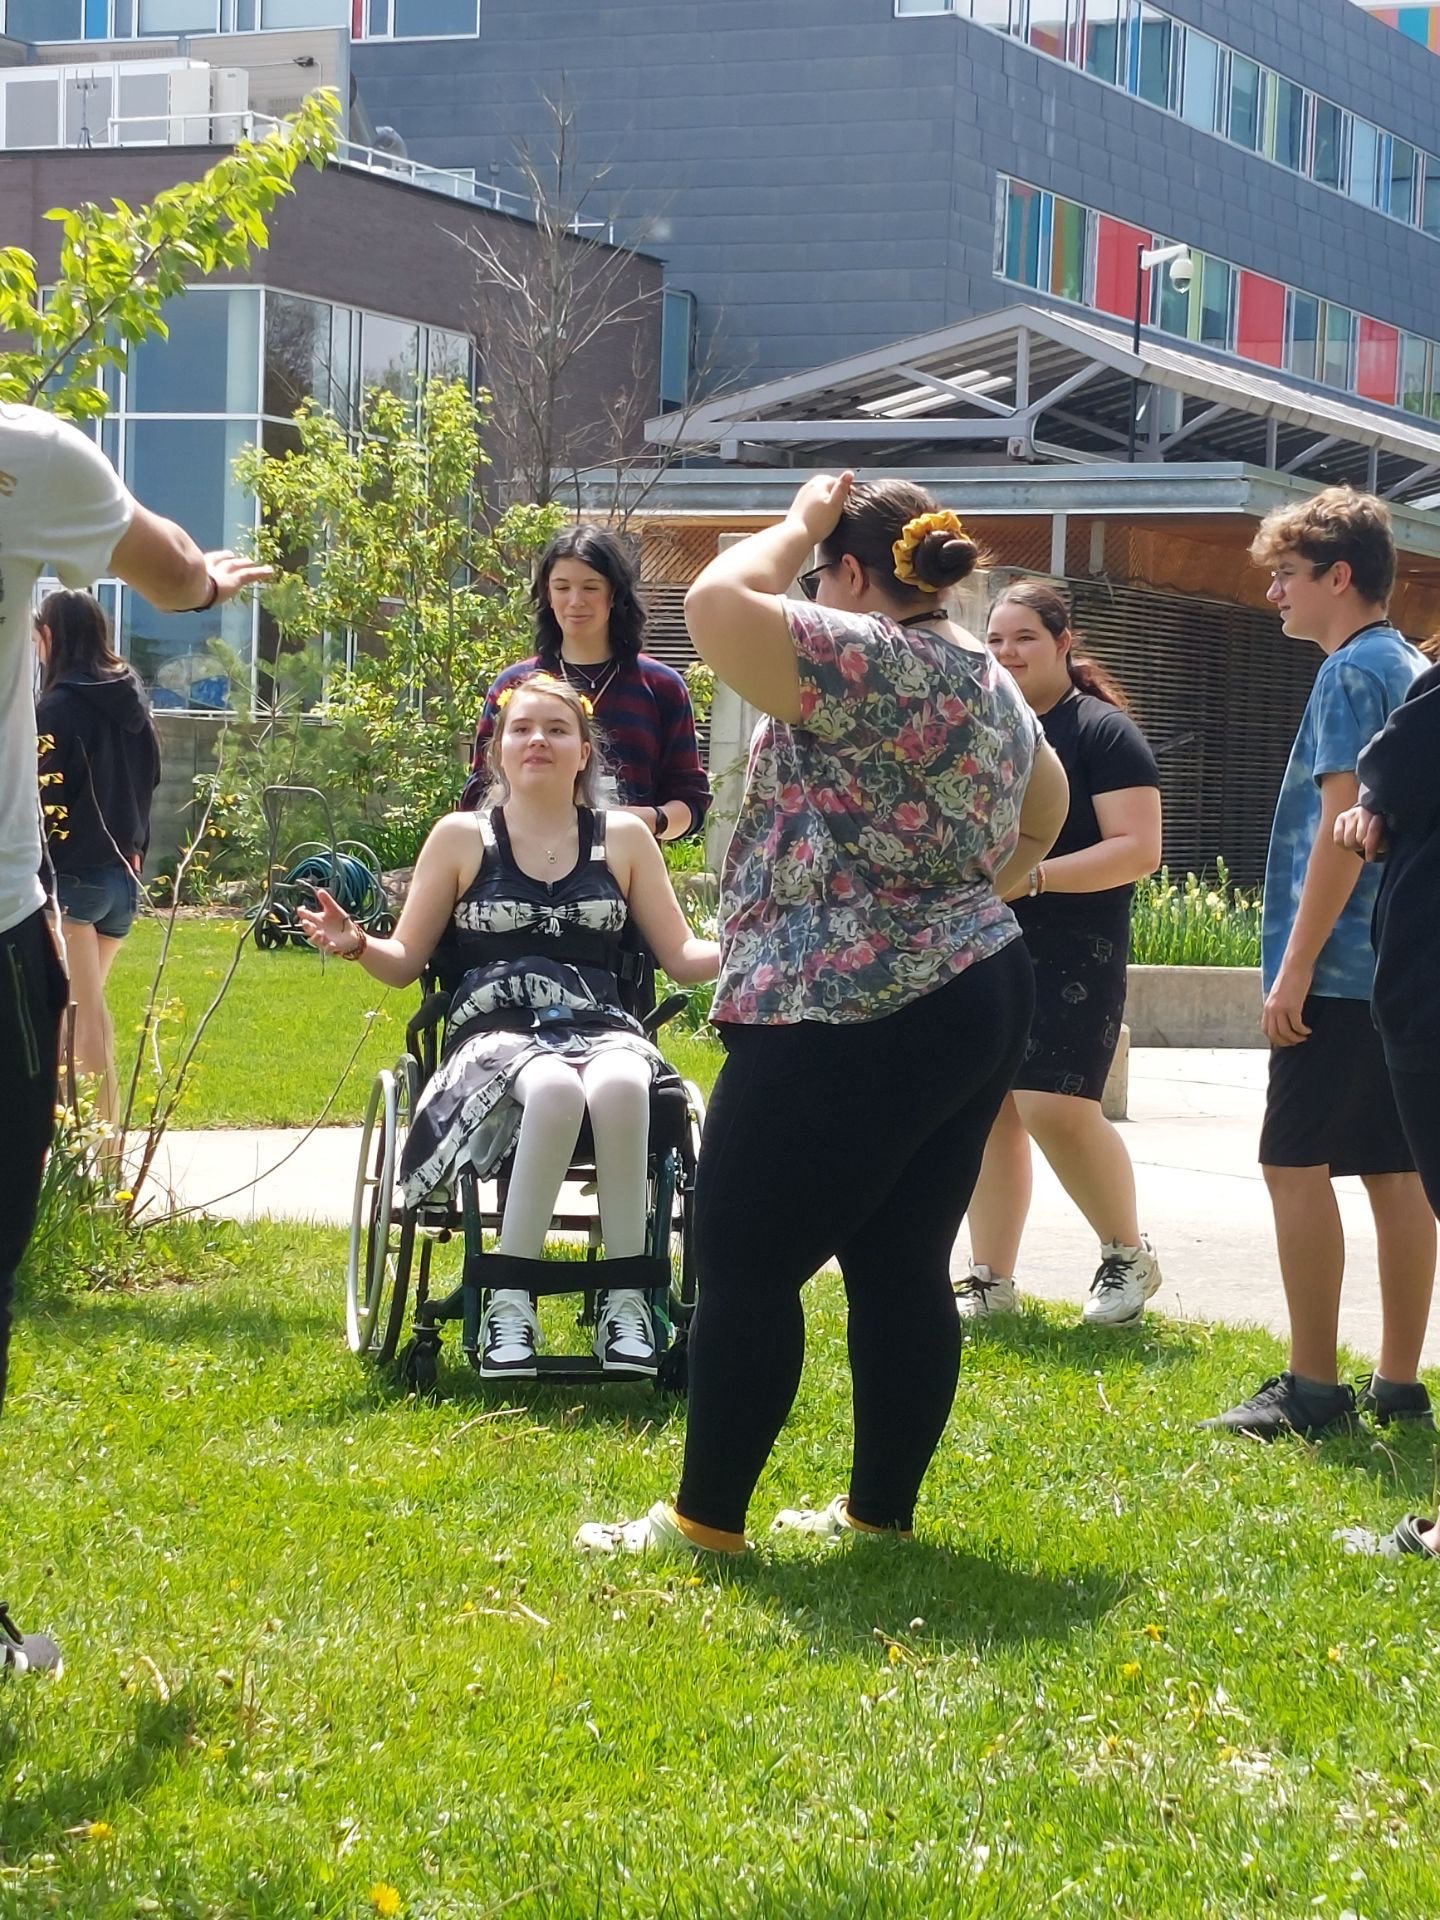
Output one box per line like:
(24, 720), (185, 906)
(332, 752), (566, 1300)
(142, 1048), (1440, 1368)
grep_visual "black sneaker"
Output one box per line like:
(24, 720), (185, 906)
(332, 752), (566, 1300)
(0, 1601), (62, 1677)
(1354, 1373), (1435, 1429)
(1200, 1372), (1359, 1441)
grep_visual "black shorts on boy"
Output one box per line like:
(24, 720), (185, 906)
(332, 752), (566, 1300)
(1259, 994), (1415, 1175)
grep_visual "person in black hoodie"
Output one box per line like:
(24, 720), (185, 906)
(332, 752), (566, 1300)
(35, 589), (160, 1138)
(1334, 655), (1440, 1561)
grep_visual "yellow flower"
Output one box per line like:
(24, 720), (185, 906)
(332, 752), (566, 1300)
(1327, 1646), (1343, 1664)
(114, 1190), (135, 1206)
(86, 1821), (115, 1841)
(369, 1886), (402, 1917)
(1143, 1623), (1163, 1641)
(891, 510), (969, 590)
(1121, 1661), (1142, 1679)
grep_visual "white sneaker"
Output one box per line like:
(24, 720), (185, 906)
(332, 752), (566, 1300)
(574, 1500), (741, 1556)
(593, 1289), (657, 1376)
(771, 1496), (913, 1542)
(952, 1263), (1018, 1319)
(479, 1289), (540, 1377)
(1082, 1237), (1162, 1327)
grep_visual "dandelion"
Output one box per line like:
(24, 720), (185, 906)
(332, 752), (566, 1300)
(1143, 1623), (1163, 1641)
(887, 1644), (902, 1665)
(1327, 1646), (1344, 1664)
(1121, 1660), (1142, 1679)
(370, 1884), (403, 1917)
(86, 1821), (114, 1841)
(114, 1190), (135, 1206)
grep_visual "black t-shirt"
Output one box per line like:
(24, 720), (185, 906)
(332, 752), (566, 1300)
(1014, 689), (1160, 936)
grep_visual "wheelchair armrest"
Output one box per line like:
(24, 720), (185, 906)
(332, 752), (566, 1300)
(406, 988), (453, 1066)
(642, 991), (691, 1038)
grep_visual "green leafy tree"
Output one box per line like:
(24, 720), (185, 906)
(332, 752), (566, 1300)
(0, 90), (339, 420)
(219, 378), (566, 872)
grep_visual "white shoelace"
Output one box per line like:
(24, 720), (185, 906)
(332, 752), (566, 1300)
(601, 1291), (651, 1348)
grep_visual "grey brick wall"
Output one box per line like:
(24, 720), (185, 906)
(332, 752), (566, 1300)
(352, 0), (1440, 392)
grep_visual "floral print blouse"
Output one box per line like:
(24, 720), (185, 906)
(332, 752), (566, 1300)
(712, 602), (1040, 1027)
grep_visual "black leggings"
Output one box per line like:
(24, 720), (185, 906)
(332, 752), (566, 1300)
(0, 910), (67, 1420)
(1391, 1068), (1440, 1220)
(679, 939), (1034, 1536)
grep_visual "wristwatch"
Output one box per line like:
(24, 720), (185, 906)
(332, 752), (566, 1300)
(653, 806), (670, 840)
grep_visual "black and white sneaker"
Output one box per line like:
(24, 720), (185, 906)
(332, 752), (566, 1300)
(1355, 1373), (1435, 1429)
(479, 1290), (540, 1379)
(594, 1289), (657, 1376)
(952, 1263), (1018, 1320)
(0, 1601), (61, 1678)
(1083, 1237), (1162, 1326)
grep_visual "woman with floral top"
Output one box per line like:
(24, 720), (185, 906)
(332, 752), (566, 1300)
(576, 472), (1069, 1558)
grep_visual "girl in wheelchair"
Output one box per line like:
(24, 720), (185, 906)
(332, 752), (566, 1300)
(299, 675), (718, 1378)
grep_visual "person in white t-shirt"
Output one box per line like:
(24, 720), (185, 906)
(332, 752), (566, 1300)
(0, 402), (268, 1677)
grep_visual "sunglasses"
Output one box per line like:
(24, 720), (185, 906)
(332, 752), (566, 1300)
(798, 560), (855, 601)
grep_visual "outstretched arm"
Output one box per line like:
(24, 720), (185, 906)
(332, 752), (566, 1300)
(298, 813), (471, 988)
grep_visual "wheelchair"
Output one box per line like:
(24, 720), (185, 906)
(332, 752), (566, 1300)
(344, 930), (705, 1396)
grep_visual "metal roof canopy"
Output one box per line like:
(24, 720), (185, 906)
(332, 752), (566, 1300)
(644, 303), (1440, 512)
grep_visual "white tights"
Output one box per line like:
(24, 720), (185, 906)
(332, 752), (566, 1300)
(494, 1049), (652, 1262)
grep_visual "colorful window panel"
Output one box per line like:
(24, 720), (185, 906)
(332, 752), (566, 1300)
(1356, 317), (1400, 403)
(1092, 215), (1152, 320)
(1236, 271), (1286, 367)
(1048, 195), (1089, 300)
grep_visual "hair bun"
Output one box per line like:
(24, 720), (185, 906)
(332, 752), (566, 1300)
(910, 529), (980, 589)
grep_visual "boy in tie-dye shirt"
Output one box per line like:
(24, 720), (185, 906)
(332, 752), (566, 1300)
(1204, 488), (1434, 1443)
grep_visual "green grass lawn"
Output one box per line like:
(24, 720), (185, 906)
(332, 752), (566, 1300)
(5, 1226), (1440, 1918)
(107, 920), (722, 1130)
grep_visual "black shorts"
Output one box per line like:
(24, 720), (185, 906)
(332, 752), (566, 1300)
(1011, 917), (1128, 1103)
(1259, 995), (1414, 1176)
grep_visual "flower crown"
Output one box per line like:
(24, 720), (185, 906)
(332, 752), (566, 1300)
(891, 510), (970, 592)
(495, 674), (593, 718)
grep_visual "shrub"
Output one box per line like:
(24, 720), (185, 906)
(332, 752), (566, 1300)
(1129, 859), (1261, 968)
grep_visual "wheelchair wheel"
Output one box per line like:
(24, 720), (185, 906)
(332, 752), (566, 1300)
(345, 1056), (421, 1362)
(672, 1079), (705, 1314)
(253, 911), (289, 952)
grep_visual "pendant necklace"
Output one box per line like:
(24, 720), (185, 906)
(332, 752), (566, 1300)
(560, 653), (620, 706)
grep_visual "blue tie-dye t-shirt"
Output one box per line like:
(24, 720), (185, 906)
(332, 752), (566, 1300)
(1261, 623), (1426, 998)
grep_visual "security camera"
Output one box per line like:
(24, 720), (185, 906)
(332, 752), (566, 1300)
(1168, 253), (1194, 293)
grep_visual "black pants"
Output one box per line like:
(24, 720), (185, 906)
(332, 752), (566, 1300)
(679, 939), (1034, 1536)
(0, 910), (67, 1419)
(1391, 1068), (1440, 1220)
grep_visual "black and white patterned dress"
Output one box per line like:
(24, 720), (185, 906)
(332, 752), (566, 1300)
(398, 808), (665, 1206)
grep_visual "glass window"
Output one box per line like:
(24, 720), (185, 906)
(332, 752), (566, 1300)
(895, 1), (951, 13)
(1002, 180), (1044, 287)
(1153, 246), (1191, 337)
(1391, 139), (1418, 224)
(1026, 0), (1069, 59)
(123, 419), (255, 708)
(1400, 334), (1429, 413)
(1228, 55), (1262, 151)
(369, 0), (388, 29)
(1423, 156), (1440, 240)
(1178, 31), (1222, 133)
(1196, 255), (1233, 349)
(1311, 99), (1347, 190)
(1285, 291), (1319, 380)
(64, 76), (112, 149)
(136, 0), (219, 27)
(1049, 196), (1088, 300)
(1321, 303), (1354, 388)
(2, 77), (60, 147)
(264, 290), (329, 419)
(128, 289), (260, 415)
(1133, 6), (1173, 108)
(1348, 118), (1380, 206)
(425, 327), (472, 390)
(260, 0), (347, 21)
(6, 0), (82, 35)
(391, 0), (478, 32)
(1082, 0), (1124, 83)
(1266, 75), (1307, 172)
(360, 312), (420, 405)
(970, 0), (1019, 24)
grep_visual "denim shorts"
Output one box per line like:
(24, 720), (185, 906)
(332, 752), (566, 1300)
(56, 863), (140, 939)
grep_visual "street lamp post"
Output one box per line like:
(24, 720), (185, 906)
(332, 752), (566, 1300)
(1127, 241), (1192, 462)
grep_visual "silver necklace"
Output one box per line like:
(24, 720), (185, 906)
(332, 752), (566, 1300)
(559, 654), (620, 706)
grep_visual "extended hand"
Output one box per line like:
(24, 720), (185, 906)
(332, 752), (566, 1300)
(297, 886), (359, 956)
(1334, 803), (1387, 862)
(1261, 965), (1313, 1048)
(787, 471), (854, 543)
(205, 549), (274, 604)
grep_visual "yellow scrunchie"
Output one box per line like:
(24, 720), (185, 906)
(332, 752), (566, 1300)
(892, 510), (970, 591)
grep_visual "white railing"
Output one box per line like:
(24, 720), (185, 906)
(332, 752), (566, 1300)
(98, 109), (614, 239)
